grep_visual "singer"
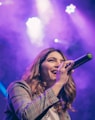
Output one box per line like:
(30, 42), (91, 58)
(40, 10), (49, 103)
(4, 48), (76, 120)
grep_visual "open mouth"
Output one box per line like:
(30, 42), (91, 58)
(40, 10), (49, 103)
(51, 70), (57, 75)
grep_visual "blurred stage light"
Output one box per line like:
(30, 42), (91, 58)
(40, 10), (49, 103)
(54, 38), (59, 43)
(0, 0), (13, 5)
(0, 2), (2, 6)
(26, 17), (44, 46)
(0, 82), (8, 97)
(65, 4), (76, 14)
(36, 0), (51, 13)
(36, 0), (54, 24)
(53, 38), (70, 50)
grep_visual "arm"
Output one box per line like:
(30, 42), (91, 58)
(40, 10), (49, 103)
(8, 81), (59, 120)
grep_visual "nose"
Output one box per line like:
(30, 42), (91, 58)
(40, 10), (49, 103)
(54, 61), (62, 68)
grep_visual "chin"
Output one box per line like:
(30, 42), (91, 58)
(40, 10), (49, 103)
(50, 78), (56, 82)
(52, 78), (56, 81)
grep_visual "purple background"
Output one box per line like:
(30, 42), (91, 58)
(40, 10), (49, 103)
(0, 0), (95, 120)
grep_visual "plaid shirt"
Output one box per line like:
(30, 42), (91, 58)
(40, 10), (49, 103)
(4, 80), (71, 120)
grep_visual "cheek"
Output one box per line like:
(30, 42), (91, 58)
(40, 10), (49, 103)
(41, 63), (51, 74)
(41, 64), (49, 73)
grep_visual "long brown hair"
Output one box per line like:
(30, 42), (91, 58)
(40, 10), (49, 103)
(22, 48), (76, 112)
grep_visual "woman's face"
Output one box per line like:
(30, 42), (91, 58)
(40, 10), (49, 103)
(40, 51), (65, 87)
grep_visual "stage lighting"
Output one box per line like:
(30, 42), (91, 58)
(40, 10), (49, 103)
(65, 4), (76, 14)
(0, 82), (8, 97)
(0, 2), (2, 6)
(54, 38), (59, 43)
(26, 17), (44, 46)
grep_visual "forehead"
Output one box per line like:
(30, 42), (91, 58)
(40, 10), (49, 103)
(46, 51), (64, 59)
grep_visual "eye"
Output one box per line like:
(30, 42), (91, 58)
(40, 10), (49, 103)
(60, 60), (65, 63)
(48, 59), (55, 62)
(47, 57), (56, 62)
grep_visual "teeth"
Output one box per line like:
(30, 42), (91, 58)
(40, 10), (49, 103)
(52, 70), (57, 74)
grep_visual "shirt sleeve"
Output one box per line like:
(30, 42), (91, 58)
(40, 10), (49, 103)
(8, 81), (59, 120)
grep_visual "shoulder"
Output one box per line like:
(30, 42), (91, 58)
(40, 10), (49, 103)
(7, 80), (31, 94)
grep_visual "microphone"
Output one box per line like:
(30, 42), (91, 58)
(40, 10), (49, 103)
(69, 53), (92, 71)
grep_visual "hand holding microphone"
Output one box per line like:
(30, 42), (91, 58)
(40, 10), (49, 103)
(56, 60), (74, 86)
(56, 53), (92, 85)
(53, 53), (92, 96)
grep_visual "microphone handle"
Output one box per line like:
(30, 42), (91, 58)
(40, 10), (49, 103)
(69, 53), (92, 71)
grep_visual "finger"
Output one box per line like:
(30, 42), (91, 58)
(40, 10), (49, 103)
(65, 61), (74, 72)
(58, 61), (69, 70)
(58, 62), (64, 71)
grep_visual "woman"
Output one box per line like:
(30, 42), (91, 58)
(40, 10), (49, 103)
(4, 48), (76, 120)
